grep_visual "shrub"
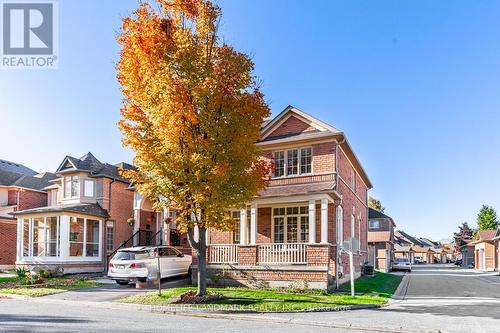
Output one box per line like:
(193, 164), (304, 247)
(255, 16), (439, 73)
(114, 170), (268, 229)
(287, 280), (310, 293)
(15, 267), (26, 278)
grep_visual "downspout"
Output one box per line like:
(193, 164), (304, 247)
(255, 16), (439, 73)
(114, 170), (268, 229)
(335, 136), (346, 290)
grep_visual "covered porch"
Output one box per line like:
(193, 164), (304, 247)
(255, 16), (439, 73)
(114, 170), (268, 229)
(201, 193), (339, 290)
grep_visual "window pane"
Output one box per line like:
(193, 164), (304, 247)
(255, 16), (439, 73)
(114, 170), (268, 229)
(69, 217), (84, 256)
(286, 207), (298, 215)
(234, 219), (240, 242)
(46, 217), (59, 256)
(300, 148), (312, 174)
(64, 178), (71, 198)
(86, 219), (100, 257)
(300, 206), (308, 214)
(84, 180), (94, 197)
(273, 151), (285, 177)
(287, 216), (298, 243)
(300, 216), (309, 242)
(287, 149), (298, 175)
(71, 177), (80, 197)
(274, 217), (284, 243)
(32, 218), (45, 257)
(231, 211), (240, 219)
(106, 224), (114, 252)
(22, 219), (30, 257)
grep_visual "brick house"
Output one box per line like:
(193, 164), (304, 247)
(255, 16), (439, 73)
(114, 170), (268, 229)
(471, 230), (497, 271)
(12, 153), (137, 274)
(0, 160), (57, 268)
(367, 208), (395, 273)
(197, 106), (372, 290)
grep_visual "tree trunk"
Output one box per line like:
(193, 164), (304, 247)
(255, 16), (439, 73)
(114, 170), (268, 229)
(187, 225), (207, 296)
(197, 236), (207, 296)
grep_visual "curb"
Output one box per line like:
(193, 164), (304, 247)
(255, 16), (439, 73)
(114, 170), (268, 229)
(391, 272), (410, 301)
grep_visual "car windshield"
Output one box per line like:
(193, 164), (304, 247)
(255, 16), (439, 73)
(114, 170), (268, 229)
(396, 258), (409, 263)
(113, 250), (149, 261)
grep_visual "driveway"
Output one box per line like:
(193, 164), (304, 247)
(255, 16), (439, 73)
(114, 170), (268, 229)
(43, 276), (191, 303)
(251, 264), (500, 333)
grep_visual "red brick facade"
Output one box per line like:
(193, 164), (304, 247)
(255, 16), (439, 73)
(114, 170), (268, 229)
(0, 218), (17, 266)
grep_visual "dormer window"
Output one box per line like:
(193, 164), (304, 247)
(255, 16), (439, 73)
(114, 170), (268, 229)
(64, 176), (79, 198)
(273, 147), (312, 178)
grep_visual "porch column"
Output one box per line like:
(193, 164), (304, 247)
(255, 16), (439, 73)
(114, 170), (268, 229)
(308, 200), (316, 243)
(240, 208), (248, 245)
(163, 208), (170, 245)
(133, 208), (140, 246)
(250, 204), (258, 245)
(320, 198), (328, 244)
(59, 215), (70, 260)
(16, 218), (22, 262)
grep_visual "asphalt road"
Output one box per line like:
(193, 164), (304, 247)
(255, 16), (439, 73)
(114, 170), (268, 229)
(2, 264), (500, 333)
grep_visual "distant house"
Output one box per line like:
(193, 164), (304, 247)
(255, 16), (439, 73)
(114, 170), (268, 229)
(412, 245), (434, 264)
(471, 230), (497, 271)
(457, 239), (475, 268)
(0, 167), (57, 268)
(394, 230), (426, 264)
(367, 208), (395, 273)
(12, 153), (136, 274)
(394, 243), (415, 263)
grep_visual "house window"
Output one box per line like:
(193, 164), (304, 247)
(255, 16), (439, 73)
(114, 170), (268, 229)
(273, 147), (312, 178)
(287, 149), (298, 175)
(106, 221), (114, 252)
(84, 180), (94, 197)
(22, 217), (60, 257)
(351, 168), (356, 191)
(336, 206), (343, 245)
(273, 151), (285, 177)
(64, 176), (80, 198)
(232, 211), (241, 243)
(369, 220), (380, 229)
(49, 190), (57, 206)
(69, 217), (101, 257)
(300, 148), (312, 174)
(86, 219), (100, 257)
(272, 206), (309, 243)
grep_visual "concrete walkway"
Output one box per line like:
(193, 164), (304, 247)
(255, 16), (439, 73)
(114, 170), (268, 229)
(44, 277), (190, 302)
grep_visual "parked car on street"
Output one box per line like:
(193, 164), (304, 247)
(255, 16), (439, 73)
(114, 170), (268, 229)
(393, 257), (412, 271)
(414, 256), (424, 264)
(454, 259), (463, 266)
(108, 246), (192, 285)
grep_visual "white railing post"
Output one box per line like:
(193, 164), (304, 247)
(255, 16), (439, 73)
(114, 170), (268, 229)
(257, 243), (307, 264)
(207, 244), (238, 264)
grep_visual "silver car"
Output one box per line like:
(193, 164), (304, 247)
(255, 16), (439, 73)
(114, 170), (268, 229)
(393, 257), (412, 271)
(108, 246), (192, 285)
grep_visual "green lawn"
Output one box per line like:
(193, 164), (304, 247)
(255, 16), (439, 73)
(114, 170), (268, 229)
(117, 287), (387, 311)
(339, 272), (403, 298)
(0, 276), (103, 297)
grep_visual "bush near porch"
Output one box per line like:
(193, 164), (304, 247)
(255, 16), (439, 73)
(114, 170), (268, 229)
(0, 276), (103, 297)
(339, 272), (403, 298)
(117, 286), (387, 311)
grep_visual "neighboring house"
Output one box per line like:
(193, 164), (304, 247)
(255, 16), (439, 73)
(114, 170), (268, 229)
(471, 230), (497, 271)
(457, 239), (475, 268)
(394, 230), (425, 264)
(367, 208), (395, 273)
(419, 238), (444, 263)
(12, 153), (137, 274)
(412, 245), (434, 264)
(0, 168), (57, 268)
(394, 244), (415, 263)
(200, 106), (373, 290)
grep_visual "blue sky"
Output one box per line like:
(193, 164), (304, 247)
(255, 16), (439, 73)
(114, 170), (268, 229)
(2, 0), (500, 240)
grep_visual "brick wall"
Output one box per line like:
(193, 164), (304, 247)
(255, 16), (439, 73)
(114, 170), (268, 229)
(238, 245), (257, 265)
(0, 218), (17, 265)
(18, 190), (47, 210)
(7, 190), (17, 206)
(104, 179), (134, 252)
(306, 244), (329, 266)
(266, 115), (316, 139)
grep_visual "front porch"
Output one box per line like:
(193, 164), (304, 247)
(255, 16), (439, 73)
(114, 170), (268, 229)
(197, 194), (341, 290)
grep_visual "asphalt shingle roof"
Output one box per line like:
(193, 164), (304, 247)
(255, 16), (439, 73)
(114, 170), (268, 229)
(0, 159), (37, 176)
(0, 169), (57, 191)
(57, 152), (134, 183)
(11, 202), (109, 218)
(395, 230), (425, 247)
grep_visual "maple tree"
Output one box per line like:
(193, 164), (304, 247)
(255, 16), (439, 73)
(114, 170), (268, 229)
(116, 0), (270, 295)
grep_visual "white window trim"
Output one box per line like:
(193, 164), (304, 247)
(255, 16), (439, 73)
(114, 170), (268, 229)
(63, 176), (80, 199)
(271, 206), (309, 243)
(272, 147), (313, 179)
(83, 179), (95, 197)
(336, 205), (343, 245)
(21, 216), (60, 259)
(369, 220), (380, 229)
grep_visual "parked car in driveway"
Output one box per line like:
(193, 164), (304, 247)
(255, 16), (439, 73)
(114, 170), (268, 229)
(393, 257), (412, 271)
(108, 246), (192, 285)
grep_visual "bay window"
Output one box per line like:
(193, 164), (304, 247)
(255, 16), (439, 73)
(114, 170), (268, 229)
(273, 147), (312, 178)
(22, 217), (60, 257)
(84, 180), (95, 197)
(272, 206), (309, 243)
(64, 176), (80, 198)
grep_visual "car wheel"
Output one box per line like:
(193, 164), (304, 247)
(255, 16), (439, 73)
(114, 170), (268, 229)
(187, 266), (192, 278)
(116, 280), (129, 285)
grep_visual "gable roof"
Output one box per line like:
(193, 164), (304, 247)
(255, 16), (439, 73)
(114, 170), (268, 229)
(394, 243), (414, 252)
(0, 169), (57, 191)
(368, 208), (396, 227)
(395, 230), (425, 247)
(258, 106), (372, 189)
(419, 238), (439, 248)
(473, 230), (496, 243)
(55, 152), (134, 183)
(0, 159), (37, 176)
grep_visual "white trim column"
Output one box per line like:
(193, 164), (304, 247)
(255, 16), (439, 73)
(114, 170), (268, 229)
(308, 200), (316, 243)
(163, 208), (170, 245)
(16, 218), (22, 262)
(240, 208), (248, 245)
(133, 208), (140, 246)
(321, 198), (328, 244)
(59, 215), (70, 260)
(250, 204), (257, 245)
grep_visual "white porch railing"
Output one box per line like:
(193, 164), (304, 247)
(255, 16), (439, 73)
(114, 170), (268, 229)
(208, 244), (238, 264)
(258, 243), (307, 264)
